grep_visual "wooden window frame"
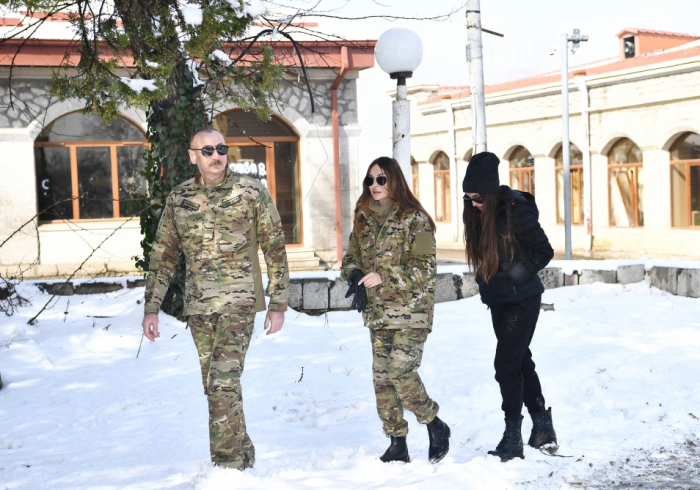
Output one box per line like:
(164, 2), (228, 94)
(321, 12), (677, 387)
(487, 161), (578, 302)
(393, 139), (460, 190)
(555, 165), (584, 225)
(411, 160), (419, 200)
(509, 167), (535, 194)
(35, 140), (149, 223)
(508, 148), (535, 196)
(225, 139), (304, 247)
(607, 161), (643, 228)
(670, 159), (700, 229)
(432, 154), (451, 223)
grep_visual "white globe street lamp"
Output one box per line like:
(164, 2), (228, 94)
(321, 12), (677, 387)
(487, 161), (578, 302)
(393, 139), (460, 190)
(375, 28), (423, 181)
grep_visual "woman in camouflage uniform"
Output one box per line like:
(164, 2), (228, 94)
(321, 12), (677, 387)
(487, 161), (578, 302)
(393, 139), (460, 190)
(341, 156), (450, 464)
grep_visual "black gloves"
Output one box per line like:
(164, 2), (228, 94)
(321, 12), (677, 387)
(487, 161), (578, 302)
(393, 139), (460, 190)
(344, 269), (367, 313)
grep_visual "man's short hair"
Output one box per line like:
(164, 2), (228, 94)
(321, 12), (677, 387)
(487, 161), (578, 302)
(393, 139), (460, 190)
(190, 127), (222, 146)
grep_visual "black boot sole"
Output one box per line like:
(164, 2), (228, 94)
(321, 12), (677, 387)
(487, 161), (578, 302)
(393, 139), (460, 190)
(429, 425), (451, 464)
(528, 437), (558, 449)
(487, 450), (524, 462)
(380, 455), (411, 463)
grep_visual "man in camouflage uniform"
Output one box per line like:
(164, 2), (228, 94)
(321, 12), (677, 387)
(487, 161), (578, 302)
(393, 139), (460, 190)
(141, 127), (289, 470)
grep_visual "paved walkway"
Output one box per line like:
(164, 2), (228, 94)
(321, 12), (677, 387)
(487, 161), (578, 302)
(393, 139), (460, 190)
(567, 437), (700, 489)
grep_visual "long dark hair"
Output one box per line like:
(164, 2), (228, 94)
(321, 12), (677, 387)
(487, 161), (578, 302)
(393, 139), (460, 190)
(463, 193), (516, 282)
(354, 157), (436, 232)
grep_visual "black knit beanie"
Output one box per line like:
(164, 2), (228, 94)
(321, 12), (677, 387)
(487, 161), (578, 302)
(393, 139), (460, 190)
(462, 151), (500, 194)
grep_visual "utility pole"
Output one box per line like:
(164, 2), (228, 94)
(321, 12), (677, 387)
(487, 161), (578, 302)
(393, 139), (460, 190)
(466, 0), (487, 154)
(561, 28), (588, 260)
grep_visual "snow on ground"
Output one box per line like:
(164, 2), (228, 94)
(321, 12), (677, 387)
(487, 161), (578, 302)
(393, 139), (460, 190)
(1, 278), (699, 489)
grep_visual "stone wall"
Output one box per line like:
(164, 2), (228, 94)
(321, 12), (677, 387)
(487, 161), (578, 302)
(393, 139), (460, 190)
(276, 77), (357, 127)
(0, 78), (53, 128)
(283, 265), (700, 313)
(18, 264), (699, 306)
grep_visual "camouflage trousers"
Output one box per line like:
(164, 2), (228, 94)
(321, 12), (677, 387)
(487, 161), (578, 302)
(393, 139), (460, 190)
(188, 312), (255, 469)
(370, 328), (440, 437)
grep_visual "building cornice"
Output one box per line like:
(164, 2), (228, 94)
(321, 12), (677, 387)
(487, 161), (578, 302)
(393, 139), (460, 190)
(412, 85), (700, 137)
(416, 48), (700, 109)
(416, 55), (700, 119)
(0, 38), (376, 69)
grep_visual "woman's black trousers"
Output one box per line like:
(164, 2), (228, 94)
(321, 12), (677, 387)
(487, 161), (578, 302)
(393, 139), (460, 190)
(489, 293), (546, 419)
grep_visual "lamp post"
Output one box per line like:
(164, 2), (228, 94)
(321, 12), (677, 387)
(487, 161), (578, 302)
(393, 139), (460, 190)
(561, 28), (588, 260)
(375, 27), (423, 182)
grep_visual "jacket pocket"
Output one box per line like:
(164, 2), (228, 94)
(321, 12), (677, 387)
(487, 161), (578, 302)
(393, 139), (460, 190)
(504, 260), (533, 286)
(175, 210), (203, 236)
(216, 221), (250, 256)
(216, 235), (248, 255)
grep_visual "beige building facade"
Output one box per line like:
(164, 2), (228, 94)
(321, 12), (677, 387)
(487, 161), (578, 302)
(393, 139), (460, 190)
(0, 22), (374, 278)
(408, 28), (700, 259)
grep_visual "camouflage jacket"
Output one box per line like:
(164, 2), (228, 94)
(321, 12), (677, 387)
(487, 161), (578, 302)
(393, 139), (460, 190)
(341, 200), (436, 330)
(144, 168), (289, 316)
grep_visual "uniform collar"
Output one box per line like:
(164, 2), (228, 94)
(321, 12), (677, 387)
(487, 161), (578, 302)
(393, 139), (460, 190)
(195, 166), (234, 190)
(358, 198), (399, 222)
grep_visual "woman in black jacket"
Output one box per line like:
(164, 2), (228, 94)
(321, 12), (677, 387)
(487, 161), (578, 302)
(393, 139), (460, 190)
(462, 151), (557, 462)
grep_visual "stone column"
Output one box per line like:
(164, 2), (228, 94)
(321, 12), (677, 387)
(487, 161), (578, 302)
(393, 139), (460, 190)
(641, 149), (671, 232)
(0, 131), (39, 270)
(590, 152), (609, 248)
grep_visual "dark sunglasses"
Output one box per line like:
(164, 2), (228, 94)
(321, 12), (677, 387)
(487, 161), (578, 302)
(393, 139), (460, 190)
(463, 194), (484, 204)
(364, 175), (388, 187)
(189, 144), (229, 157)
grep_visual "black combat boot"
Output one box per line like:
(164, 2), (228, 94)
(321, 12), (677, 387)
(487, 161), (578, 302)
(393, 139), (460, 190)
(380, 436), (410, 463)
(528, 407), (557, 449)
(426, 416), (451, 463)
(488, 415), (524, 462)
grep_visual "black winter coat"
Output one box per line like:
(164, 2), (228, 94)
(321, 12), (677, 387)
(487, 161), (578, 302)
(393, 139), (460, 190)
(476, 186), (554, 306)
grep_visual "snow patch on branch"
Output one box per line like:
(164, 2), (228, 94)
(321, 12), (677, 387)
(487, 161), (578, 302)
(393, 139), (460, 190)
(181, 7), (203, 26)
(276, 15), (295, 24)
(227, 0), (266, 19)
(185, 59), (203, 87)
(119, 78), (158, 93)
(144, 60), (160, 68)
(209, 50), (233, 66)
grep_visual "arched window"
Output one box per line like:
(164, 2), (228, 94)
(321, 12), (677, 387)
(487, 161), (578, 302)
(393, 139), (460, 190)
(608, 138), (643, 227)
(411, 156), (420, 200)
(670, 132), (700, 228)
(34, 112), (147, 221)
(212, 110), (301, 244)
(432, 152), (451, 222)
(555, 143), (584, 225)
(509, 146), (535, 195)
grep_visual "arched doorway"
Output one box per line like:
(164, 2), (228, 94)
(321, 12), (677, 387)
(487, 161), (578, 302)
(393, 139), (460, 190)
(670, 132), (700, 228)
(213, 110), (302, 244)
(432, 151), (451, 222)
(34, 112), (147, 221)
